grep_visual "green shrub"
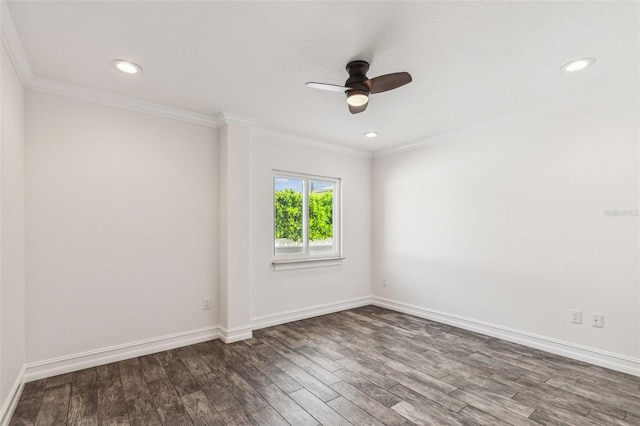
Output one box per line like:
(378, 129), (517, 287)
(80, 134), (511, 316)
(275, 189), (333, 242)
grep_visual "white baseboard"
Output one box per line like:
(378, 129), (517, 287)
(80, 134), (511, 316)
(1, 365), (25, 426)
(24, 326), (221, 382)
(372, 296), (640, 377)
(219, 325), (253, 343)
(20, 296), (371, 383)
(21, 294), (636, 390)
(251, 296), (372, 331)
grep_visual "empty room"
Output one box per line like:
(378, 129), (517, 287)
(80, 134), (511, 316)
(1, 1), (639, 425)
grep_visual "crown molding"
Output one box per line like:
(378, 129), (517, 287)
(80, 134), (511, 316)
(373, 82), (639, 159)
(214, 111), (256, 128)
(252, 126), (372, 160)
(1, 0), (34, 84)
(29, 76), (219, 127)
(1, 2), (219, 128)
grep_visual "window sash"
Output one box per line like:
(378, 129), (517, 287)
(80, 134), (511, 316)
(273, 171), (341, 260)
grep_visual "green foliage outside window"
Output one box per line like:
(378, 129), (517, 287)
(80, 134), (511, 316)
(275, 189), (333, 242)
(274, 189), (303, 242)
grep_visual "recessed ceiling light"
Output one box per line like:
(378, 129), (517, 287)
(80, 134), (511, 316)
(560, 57), (596, 73)
(365, 132), (378, 138)
(113, 59), (142, 74)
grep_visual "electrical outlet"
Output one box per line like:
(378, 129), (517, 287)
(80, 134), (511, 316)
(381, 277), (387, 287)
(202, 298), (211, 310)
(570, 309), (582, 324)
(592, 313), (603, 328)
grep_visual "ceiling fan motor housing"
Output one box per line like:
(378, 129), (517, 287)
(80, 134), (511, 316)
(345, 60), (371, 93)
(346, 60), (370, 78)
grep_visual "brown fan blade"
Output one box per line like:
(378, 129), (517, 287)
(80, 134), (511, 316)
(366, 72), (412, 94)
(306, 82), (349, 92)
(349, 102), (368, 114)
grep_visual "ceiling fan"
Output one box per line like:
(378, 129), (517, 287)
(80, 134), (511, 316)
(306, 60), (412, 114)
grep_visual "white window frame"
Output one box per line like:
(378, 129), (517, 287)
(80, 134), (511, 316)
(272, 170), (343, 270)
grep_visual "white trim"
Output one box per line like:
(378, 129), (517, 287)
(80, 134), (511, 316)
(24, 326), (221, 382)
(251, 296), (372, 330)
(272, 257), (345, 271)
(219, 325), (254, 343)
(272, 171), (342, 266)
(372, 296), (640, 377)
(215, 111), (256, 128)
(1, 3), (220, 128)
(18, 296), (369, 384)
(1, 2), (371, 155)
(0, 365), (25, 426)
(0, 1), (34, 85)
(252, 127), (372, 160)
(28, 77), (219, 128)
(373, 83), (640, 159)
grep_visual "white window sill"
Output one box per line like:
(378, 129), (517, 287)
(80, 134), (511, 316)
(272, 256), (345, 271)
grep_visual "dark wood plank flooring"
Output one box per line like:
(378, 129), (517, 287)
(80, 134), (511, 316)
(10, 306), (640, 425)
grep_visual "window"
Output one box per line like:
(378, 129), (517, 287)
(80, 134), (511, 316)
(273, 171), (342, 268)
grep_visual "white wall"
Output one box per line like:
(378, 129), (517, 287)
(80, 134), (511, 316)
(22, 88), (372, 372)
(0, 42), (26, 413)
(15, 54), (636, 386)
(372, 88), (639, 363)
(250, 134), (372, 321)
(25, 91), (219, 365)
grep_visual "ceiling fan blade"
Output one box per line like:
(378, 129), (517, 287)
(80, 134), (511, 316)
(366, 72), (412, 94)
(305, 82), (349, 92)
(349, 102), (368, 114)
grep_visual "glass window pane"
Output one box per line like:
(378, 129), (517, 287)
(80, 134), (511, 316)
(309, 180), (334, 253)
(274, 176), (304, 254)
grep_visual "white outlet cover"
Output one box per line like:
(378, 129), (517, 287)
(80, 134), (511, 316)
(591, 313), (603, 327)
(570, 309), (582, 324)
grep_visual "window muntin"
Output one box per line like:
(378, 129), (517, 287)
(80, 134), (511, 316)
(273, 172), (340, 259)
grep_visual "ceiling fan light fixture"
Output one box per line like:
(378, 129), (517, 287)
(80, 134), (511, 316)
(560, 57), (596, 73)
(307, 60), (411, 114)
(347, 90), (369, 107)
(113, 59), (142, 74)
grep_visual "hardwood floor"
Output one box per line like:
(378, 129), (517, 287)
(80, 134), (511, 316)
(10, 306), (640, 425)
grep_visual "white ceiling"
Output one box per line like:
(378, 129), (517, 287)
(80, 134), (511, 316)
(5, 1), (639, 152)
